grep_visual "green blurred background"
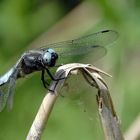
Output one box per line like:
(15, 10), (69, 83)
(0, 0), (140, 139)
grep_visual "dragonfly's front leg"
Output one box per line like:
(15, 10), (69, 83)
(45, 68), (66, 81)
(41, 70), (59, 92)
(41, 68), (66, 92)
(41, 70), (49, 89)
(45, 68), (71, 96)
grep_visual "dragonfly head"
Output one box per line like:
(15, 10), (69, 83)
(42, 48), (58, 67)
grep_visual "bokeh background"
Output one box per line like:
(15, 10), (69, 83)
(0, 0), (140, 139)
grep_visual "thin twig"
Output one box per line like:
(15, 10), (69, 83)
(81, 67), (124, 140)
(26, 92), (58, 140)
(26, 63), (124, 140)
(124, 114), (140, 140)
(94, 77), (124, 140)
(26, 68), (66, 140)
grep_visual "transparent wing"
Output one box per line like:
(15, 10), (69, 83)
(0, 66), (19, 111)
(0, 82), (10, 111)
(0, 77), (16, 112)
(6, 77), (16, 110)
(39, 30), (118, 63)
(0, 56), (24, 111)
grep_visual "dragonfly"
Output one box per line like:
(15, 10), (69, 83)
(0, 29), (118, 111)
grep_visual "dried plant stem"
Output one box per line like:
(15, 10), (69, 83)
(26, 92), (58, 140)
(124, 114), (140, 140)
(83, 67), (124, 140)
(95, 79), (124, 140)
(26, 63), (124, 140)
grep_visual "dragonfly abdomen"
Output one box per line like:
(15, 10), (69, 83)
(0, 68), (14, 86)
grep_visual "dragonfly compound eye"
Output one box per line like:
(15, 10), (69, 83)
(42, 52), (52, 66)
(42, 50), (58, 67)
(49, 52), (58, 67)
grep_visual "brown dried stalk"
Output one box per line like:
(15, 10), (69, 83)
(124, 114), (140, 140)
(26, 63), (124, 140)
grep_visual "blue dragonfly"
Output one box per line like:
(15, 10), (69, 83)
(0, 30), (118, 111)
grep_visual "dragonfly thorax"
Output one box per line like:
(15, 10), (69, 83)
(42, 48), (58, 67)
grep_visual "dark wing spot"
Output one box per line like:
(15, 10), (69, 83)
(91, 45), (100, 48)
(101, 30), (110, 33)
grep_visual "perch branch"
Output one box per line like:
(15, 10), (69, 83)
(26, 63), (124, 140)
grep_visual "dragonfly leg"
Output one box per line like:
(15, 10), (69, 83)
(41, 70), (57, 92)
(45, 68), (66, 81)
(41, 70), (50, 89)
(41, 69), (67, 93)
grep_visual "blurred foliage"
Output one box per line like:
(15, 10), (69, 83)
(0, 0), (140, 140)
